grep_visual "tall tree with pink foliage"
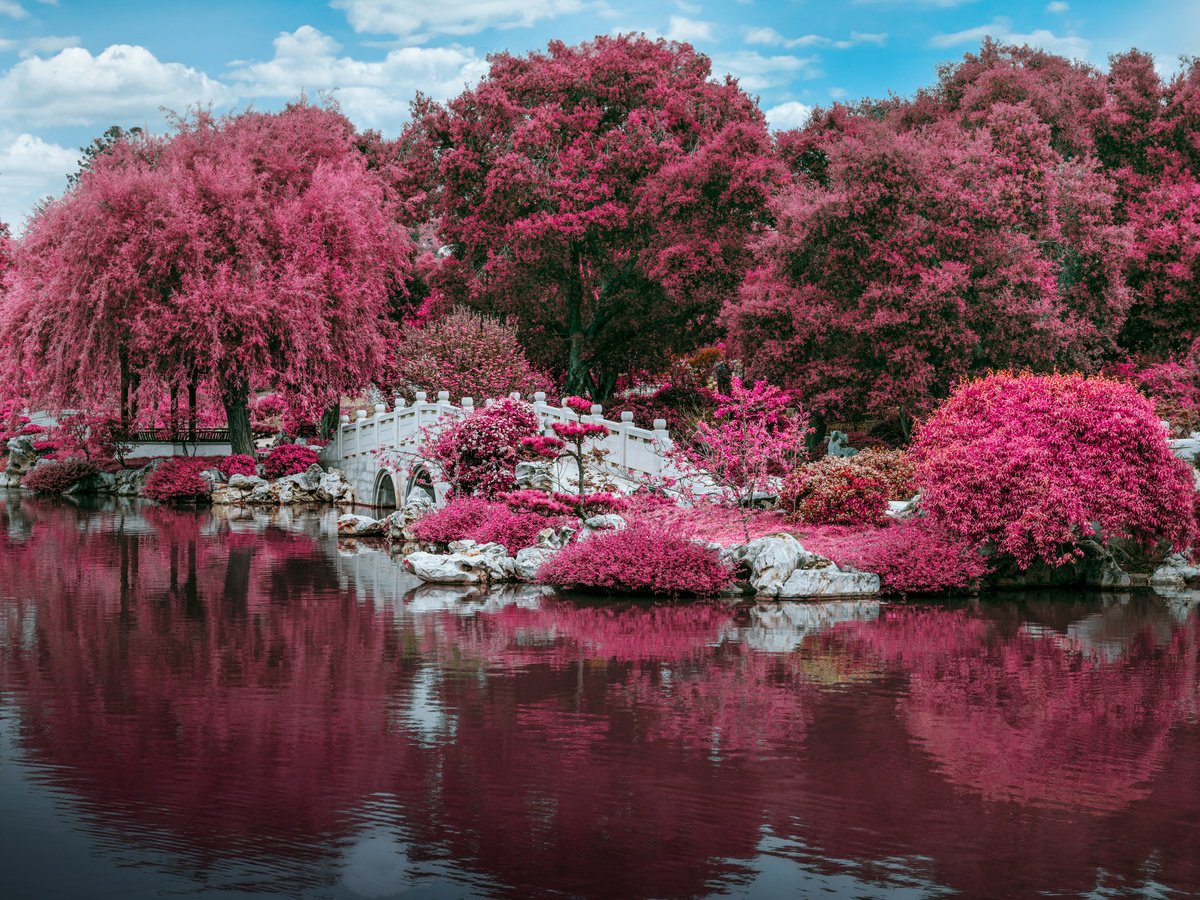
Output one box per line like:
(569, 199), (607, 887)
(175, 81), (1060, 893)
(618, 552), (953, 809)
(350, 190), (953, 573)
(402, 34), (782, 400)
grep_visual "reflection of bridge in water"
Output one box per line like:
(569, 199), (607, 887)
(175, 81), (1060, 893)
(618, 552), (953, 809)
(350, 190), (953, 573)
(326, 390), (677, 508)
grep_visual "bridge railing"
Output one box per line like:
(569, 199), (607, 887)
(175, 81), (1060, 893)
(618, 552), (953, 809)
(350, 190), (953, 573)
(330, 389), (679, 496)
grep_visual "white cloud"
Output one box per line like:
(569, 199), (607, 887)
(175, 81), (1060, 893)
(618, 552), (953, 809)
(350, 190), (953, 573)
(0, 133), (80, 228)
(712, 50), (821, 91)
(331, 0), (584, 40)
(741, 26), (886, 49)
(764, 101), (813, 130)
(0, 1), (27, 20)
(19, 35), (80, 58)
(928, 17), (1090, 58)
(0, 38), (16, 52)
(666, 15), (714, 43)
(829, 86), (848, 98)
(0, 44), (234, 127)
(228, 26), (487, 132)
(1046, 1), (1069, 12)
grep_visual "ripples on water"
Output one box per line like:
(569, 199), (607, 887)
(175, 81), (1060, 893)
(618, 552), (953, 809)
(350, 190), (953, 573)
(0, 496), (1197, 899)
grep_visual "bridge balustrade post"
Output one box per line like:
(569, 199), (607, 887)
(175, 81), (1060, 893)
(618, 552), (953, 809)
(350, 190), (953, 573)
(619, 410), (634, 469)
(652, 418), (669, 475)
(338, 414), (349, 460)
(533, 391), (550, 429)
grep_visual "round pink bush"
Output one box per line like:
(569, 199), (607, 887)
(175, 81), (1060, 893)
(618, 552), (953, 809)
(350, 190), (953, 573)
(218, 454), (258, 478)
(422, 398), (542, 499)
(142, 457), (212, 504)
(262, 444), (319, 480)
(913, 372), (1197, 569)
(22, 458), (96, 494)
(537, 526), (734, 596)
(780, 457), (889, 527)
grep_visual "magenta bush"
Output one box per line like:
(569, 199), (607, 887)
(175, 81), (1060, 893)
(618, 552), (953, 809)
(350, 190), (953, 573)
(410, 496), (565, 552)
(422, 398), (542, 499)
(22, 458), (96, 494)
(913, 372), (1197, 569)
(537, 525), (734, 596)
(410, 497), (491, 543)
(262, 444), (319, 480)
(142, 457), (213, 504)
(219, 454), (258, 478)
(780, 457), (889, 527)
(802, 521), (990, 595)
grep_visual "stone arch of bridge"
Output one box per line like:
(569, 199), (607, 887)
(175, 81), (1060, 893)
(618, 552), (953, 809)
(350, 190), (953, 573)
(371, 470), (399, 510)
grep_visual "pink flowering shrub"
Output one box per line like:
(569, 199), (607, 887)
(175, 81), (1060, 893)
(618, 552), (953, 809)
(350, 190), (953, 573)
(22, 458), (96, 494)
(142, 457), (212, 504)
(626, 499), (797, 546)
(32, 439), (59, 454)
(410, 496), (567, 552)
(219, 454), (258, 478)
(669, 377), (809, 542)
(422, 398), (543, 499)
(505, 489), (629, 520)
(913, 372), (1197, 569)
(801, 521), (989, 595)
(262, 444), (319, 480)
(536, 525), (734, 596)
(781, 457), (889, 527)
(388, 307), (552, 402)
(851, 448), (917, 500)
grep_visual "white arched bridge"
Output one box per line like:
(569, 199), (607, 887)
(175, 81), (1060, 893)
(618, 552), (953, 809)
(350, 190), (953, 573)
(326, 391), (678, 509)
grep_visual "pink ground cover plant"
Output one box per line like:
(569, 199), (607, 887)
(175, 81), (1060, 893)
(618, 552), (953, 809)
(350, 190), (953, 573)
(913, 372), (1197, 569)
(22, 458), (97, 494)
(142, 457), (213, 504)
(800, 521), (990, 595)
(262, 445), (319, 480)
(625, 498), (797, 546)
(536, 525), (734, 596)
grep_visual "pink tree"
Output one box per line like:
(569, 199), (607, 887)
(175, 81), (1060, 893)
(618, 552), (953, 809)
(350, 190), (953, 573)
(726, 108), (1128, 437)
(401, 35), (782, 399)
(668, 377), (808, 542)
(2, 104), (413, 454)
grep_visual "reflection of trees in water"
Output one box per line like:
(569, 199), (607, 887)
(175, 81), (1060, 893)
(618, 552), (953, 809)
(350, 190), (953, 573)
(2, 505), (1199, 899)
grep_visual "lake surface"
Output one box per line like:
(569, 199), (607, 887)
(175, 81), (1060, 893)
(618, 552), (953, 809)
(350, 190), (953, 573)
(0, 496), (1197, 899)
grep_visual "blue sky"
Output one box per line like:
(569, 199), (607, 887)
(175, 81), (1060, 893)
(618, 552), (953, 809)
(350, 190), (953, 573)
(0, 0), (1193, 227)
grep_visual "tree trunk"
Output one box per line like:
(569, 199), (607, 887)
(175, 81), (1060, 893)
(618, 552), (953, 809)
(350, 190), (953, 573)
(564, 331), (591, 397)
(188, 377), (198, 442)
(898, 407), (914, 444)
(806, 412), (828, 457)
(119, 347), (130, 429)
(169, 383), (179, 431)
(222, 380), (255, 456)
(319, 402), (340, 440)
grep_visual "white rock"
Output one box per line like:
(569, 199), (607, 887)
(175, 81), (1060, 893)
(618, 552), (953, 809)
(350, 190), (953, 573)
(514, 546), (558, 581)
(385, 495), (435, 540)
(338, 514), (385, 537)
(228, 473), (267, 490)
(886, 494), (922, 519)
(404, 542), (516, 584)
(734, 533), (830, 594)
(1151, 553), (1200, 591)
(514, 460), (553, 492)
(448, 539), (477, 553)
(774, 564), (881, 598)
(1169, 436), (1200, 464)
(536, 525), (576, 549)
(583, 514), (626, 531)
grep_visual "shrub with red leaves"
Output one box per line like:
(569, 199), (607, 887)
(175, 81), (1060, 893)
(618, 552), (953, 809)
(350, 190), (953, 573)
(22, 458), (96, 494)
(781, 457), (889, 527)
(536, 525), (733, 596)
(219, 454), (258, 478)
(410, 496), (567, 552)
(142, 457), (213, 504)
(422, 398), (543, 499)
(913, 372), (1197, 569)
(801, 521), (989, 595)
(262, 444), (319, 480)
(851, 448), (917, 500)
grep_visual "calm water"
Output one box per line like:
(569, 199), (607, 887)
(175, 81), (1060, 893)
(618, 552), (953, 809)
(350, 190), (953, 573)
(0, 497), (1197, 899)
